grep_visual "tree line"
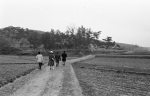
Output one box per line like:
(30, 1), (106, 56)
(0, 26), (115, 54)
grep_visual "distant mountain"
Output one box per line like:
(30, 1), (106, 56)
(116, 43), (138, 50)
(117, 42), (149, 52)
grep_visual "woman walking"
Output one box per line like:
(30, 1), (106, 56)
(48, 51), (55, 70)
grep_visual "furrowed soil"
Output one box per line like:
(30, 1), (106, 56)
(72, 57), (150, 96)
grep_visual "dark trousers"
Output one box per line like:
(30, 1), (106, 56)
(56, 60), (59, 67)
(38, 62), (43, 69)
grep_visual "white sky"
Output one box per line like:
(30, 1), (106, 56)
(0, 0), (150, 47)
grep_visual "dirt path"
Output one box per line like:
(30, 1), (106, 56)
(58, 62), (83, 96)
(9, 66), (63, 96)
(3, 55), (94, 96)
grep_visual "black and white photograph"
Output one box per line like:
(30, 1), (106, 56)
(0, 0), (150, 96)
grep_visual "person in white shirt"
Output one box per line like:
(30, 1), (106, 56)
(36, 51), (44, 70)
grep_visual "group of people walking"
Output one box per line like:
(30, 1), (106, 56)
(36, 51), (67, 70)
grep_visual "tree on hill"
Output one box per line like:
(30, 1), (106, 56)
(41, 32), (54, 50)
(19, 38), (30, 48)
(74, 26), (101, 49)
(28, 31), (41, 49)
(102, 36), (115, 48)
(0, 26), (103, 51)
(0, 36), (21, 54)
(0, 36), (11, 51)
(103, 36), (112, 42)
(54, 30), (63, 49)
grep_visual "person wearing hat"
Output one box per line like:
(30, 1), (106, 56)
(48, 51), (55, 70)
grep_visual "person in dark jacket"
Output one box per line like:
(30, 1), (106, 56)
(48, 51), (55, 70)
(61, 51), (67, 66)
(55, 52), (61, 67)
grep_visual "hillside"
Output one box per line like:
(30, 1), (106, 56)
(116, 43), (139, 50)
(1, 26), (148, 55)
(116, 43), (150, 55)
(0, 26), (102, 54)
(146, 47), (150, 51)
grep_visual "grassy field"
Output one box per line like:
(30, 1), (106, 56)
(0, 55), (49, 64)
(0, 64), (38, 87)
(81, 57), (150, 73)
(72, 57), (150, 96)
(0, 55), (43, 87)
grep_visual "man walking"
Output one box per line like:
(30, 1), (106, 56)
(61, 51), (67, 66)
(48, 51), (55, 70)
(36, 51), (44, 70)
(55, 52), (61, 67)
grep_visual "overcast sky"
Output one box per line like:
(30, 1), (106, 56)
(0, 0), (150, 47)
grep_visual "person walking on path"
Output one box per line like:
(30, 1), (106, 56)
(61, 51), (67, 66)
(36, 51), (44, 70)
(48, 51), (55, 70)
(55, 51), (61, 67)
